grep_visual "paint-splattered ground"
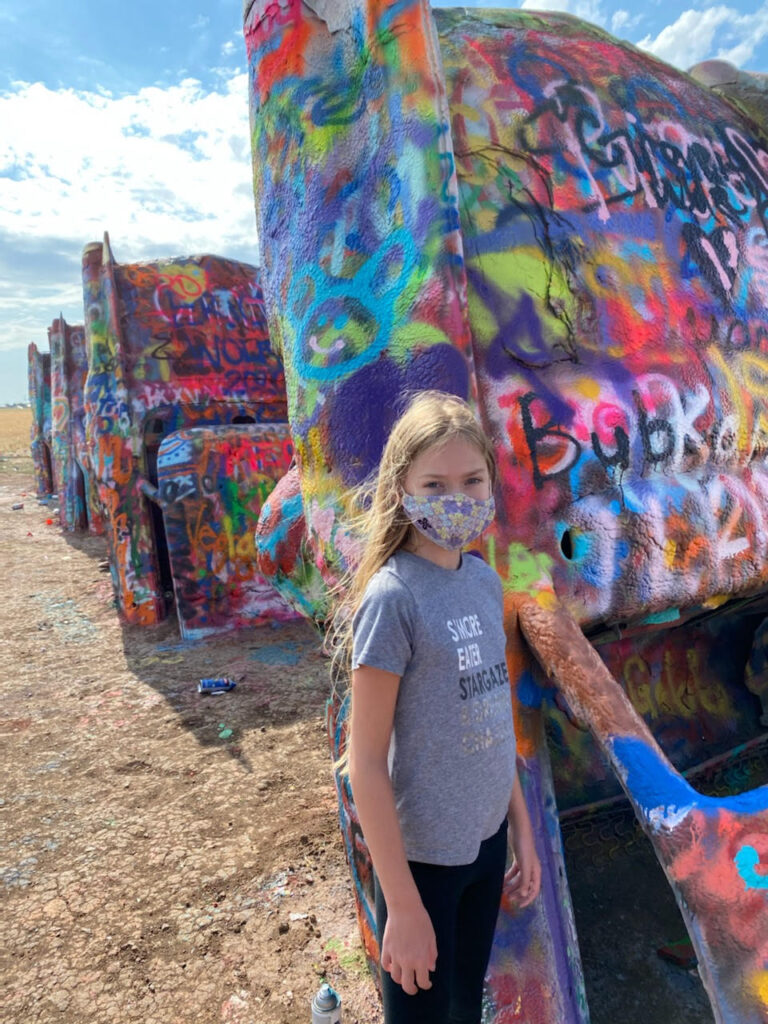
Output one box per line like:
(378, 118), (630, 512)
(1, 409), (714, 1024)
(0, 409), (382, 1024)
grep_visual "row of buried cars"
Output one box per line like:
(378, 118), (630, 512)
(26, 2), (768, 1017)
(28, 232), (304, 641)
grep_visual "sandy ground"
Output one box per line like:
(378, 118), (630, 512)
(0, 408), (382, 1024)
(1, 407), (718, 1024)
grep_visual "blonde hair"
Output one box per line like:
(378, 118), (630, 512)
(328, 390), (497, 693)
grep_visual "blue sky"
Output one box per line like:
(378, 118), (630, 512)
(1, 0), (767, 406)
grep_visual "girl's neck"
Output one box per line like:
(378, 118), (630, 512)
(402, 528), (462, 570)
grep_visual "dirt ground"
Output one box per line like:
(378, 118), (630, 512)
(1, 407), (719, 1024)
(0, 407), (382, 1024)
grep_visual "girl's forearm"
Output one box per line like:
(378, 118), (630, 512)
(349, 759), (420, 909)
(507, 771), (533, 833)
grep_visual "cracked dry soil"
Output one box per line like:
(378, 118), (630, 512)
(1, 408), (382, 1024)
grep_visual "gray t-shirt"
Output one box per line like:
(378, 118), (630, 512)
(351, 548), (517, 865)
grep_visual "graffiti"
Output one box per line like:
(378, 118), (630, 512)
(734, 844), (768, 890)
(502, 367), (768, 620)
(244, 3), (768, 1022)
(245, 0), (475, 602)
(80, 235), (289, 627)
(47, 318), (102, 533)
(27, 344), (53, 496)
(520, 80), (768, 304)
(327, 695), (378, 974)
(609, 734), (768, 1021)
(516, 365), (768, 487)
(428, 8), (768, 627)
(121, 262), (268, 330)
(546, 607), (765, 811)
(150, 331), (277, 378)
(117, 260), (284, 400)
(157, 426), (298, 641)
(243, 2), (586, 1020)
(255, 467), (330, 622)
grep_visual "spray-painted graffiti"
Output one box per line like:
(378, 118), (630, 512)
(244, 0), (475, 608)
(434, 8), (768, 628)
(27, 343), (53, 497)
(244, 1), (585, 1018)
(120, 260), (282, 393)
(255, 466), (328, 624)
(516, 79), (768, 309)
(545, 608), (766, 811)
(81, 234), (289, 627)
(157, 425), (298, 640)
(519, 592), (768, 1024)
(244, 2), (768, 1021)
(48, 317), (103, 533)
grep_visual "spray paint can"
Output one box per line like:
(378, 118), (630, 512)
(310, 982), (342, 1023)
(197, 677), (237, 695)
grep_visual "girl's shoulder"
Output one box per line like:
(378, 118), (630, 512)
(364, 560), (399, 589)
(464, 549), (501, 578)
(354, 559), (418, 630)
(360, 551), (432, 610)
(361, 556), (413, 601)
(463, 550), (504, 595)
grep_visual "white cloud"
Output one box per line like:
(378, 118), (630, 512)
(519, 0), (608, 29)
(0, 73), (259, 269)
(609, 9), (643, 35)
(0, 72), (260, 395)
(636, 2), (768, 70)
(221, 28), (244, 60)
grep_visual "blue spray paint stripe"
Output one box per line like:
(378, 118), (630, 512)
(609, 736), (768, 823)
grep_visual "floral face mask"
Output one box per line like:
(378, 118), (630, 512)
(401, 492), (496, 551)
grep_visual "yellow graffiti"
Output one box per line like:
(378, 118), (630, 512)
(622, 648), (733, 720)
(503, 542), (556, 605)
(707, 344), (753, 455)
(739, 350), (768, 455)
(158, 263), (207, 302)
(624, 654), (655, 717)
(750, 969), (768, 1006)
(465, 247), (575, 358)
(222, 515), (259, 564)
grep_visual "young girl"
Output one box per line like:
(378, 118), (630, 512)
(339, 391), (541, 1024)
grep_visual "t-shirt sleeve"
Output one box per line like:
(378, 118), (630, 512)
(481, 557), (504, 607)
(351, 572), (414, 677)
(492, 565), (504, 606)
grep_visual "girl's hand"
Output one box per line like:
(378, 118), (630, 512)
(504, 823), (541, 909)
(380, 901), (437, 995)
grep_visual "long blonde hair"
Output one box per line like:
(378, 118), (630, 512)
(328, 390), (497, 689)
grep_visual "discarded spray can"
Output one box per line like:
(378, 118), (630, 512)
(310, 983), (342, 1024)
(197, 677), (237, 695)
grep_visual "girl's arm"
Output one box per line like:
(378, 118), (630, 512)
(348, 664), (437, 995)
(504, 771), (542, 908)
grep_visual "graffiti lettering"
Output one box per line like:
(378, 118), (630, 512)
(522, 80), (768, 304)
(517, 366), (768, 489)
(150, 330), (275, 376)
(519, 392), (581, 487)
(153, 282), (266, 332)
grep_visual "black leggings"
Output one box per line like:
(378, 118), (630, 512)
(374, 819), (507, 1024)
